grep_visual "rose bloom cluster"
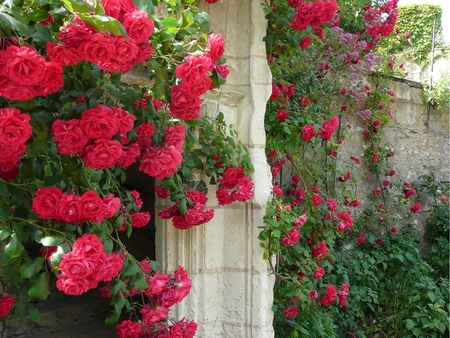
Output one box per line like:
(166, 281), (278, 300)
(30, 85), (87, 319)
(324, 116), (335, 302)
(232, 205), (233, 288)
(0, 45), (64, 101)
(47, 0), (155, 73)
(170, 33), (228, 121)
(290, 0), (339, 31)
(363, 0), (398, 43)
(51, 104), (136, 169)
(158, 190), (214, 230)
(56, 234), (124, 295)
(32, 187), (120, 224)
(215, 167), (255, 205)
(0, 108), (32, 181)
(320, 283), (349, 307)
(113, 265), (196, 338)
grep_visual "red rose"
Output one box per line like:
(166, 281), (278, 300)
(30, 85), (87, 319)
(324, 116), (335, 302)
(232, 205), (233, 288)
(72, 234), (106, 261)
(139, 146), (183, 179)
(100, 194), (121, 219)
(79, 33), (115, 64)
(39, 62), (64, 96)
(135, 122), (155, 138)
(116, 320), (143, 338)
(56, 274), (91, 295)
(122, 11), (154, 44)
(110, 106), (136, 134)
(175, 55), (213, 98)
(410, 203), (421, 213)
(52, 119), (89, 155)
(299, 36), (312, 49)
(60, 252), (96, 280)
(83, 139), (122, 170)
(207, 33), (225, 61)
(168, 85), (203, 120)
(80, 105), (120, 139)
(146, 273), (169, 297)
(98, 252), (123, 282)
(276, 109), (289, 122)
(302, 124), (316, 142)
(111, 36), (139, 63)
(318, 116), (339, 141)
(357, 236), (366, 244)
(46, 43), (80, 66)
(117, 143), (140, 168)
(140, 304), (169, 325)
(32, 187), (63, 220)
(79, 190), (104, 222)
(0, 293), (14, 317)
(292, 2), (315, 31)
(57, 193), (83, 224)
(131, 212), (151, 228)
(164, 124), (186, 149)
(0, 46), (47, 86)
(0, 108), (32, 146)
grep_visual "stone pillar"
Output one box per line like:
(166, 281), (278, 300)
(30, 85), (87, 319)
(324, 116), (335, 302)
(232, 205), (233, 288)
(155, 1), (274, 337)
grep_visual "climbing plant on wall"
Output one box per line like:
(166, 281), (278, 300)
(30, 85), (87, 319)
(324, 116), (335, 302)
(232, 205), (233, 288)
(261, 0), (449, 336)
(0, 0), (252, 337)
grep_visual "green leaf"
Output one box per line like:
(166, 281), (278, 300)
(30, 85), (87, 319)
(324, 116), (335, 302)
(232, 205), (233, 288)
(28, 307), (42, 323)
(406, 319), (415, 330)
(78, 13), (128, 37)
(111, 292), (125, 313)
(104, 311), (120, 326)
(31, 23), (53, 45)
(162, 17), (179, 28)
(178, 198), (187, 215)
(134, 270), (149, 291)
(62, 0), (95, 13)
(39, 236), (65, 247)
(20, 257), (45, 279)
(132, 0), (154, 15)
(4, 233), (24, 258)
(28, 272), (50, 300)
(0, 12), (28, 35)
(122, 261), (139, 277)
(50, 243), (71, 266)
(0, 226), (12, 241)
(211, 68), (226, 89)
(194, 11), (210, 33)
(70, 165), (90, 188)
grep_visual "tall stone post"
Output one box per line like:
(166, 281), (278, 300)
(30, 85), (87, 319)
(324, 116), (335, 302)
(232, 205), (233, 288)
(155, 0), (274, 337)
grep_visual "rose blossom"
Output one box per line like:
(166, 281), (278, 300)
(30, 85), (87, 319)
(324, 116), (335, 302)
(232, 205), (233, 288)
(410, 203), (421, 213)
(52, 119), (89, 155)
(207, 33), (225, 61)
(168, 85), (203, 120)
(318, 116), (339, 141)
(0, 108), (33, 146)
(140, 304), (169, 325)
(32, 187), (63, 220)
(116, 320), (143, 338)
(122, 11), (155, 44)
(175, 54), (213, 98)
(79, 190), (104, 222)
(164, 124), (186, 149)
(80, 105), (120, 139)
(83, 139), (123, 170)
(79, 33), (115, 64)
(302, 124), (316, 142)
(139, 146), (183, 179)
(59, 252), (96, 280)
(131, 212), (151, 228)
(0, 293), (14, 317)
(56, 274), (91, 295)
(56, 194), (83, 224)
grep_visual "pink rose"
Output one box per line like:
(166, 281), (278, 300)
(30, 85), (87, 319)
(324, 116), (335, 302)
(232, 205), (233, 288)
(318, 116), (339, 141)
(299, 36), (312, 49)
(146, 273), (169, 297)
(302, 124), (316, 142)
(110, 36), (139, 63)
(131, 212), (151, 228)
(72, 234), (106, 261)
(110, 106), (136, 134)
(98, 252), (123, 282)
(100, 194), (121, 219)
(46, 43), (80, 66)
(410, 203), (421, 213)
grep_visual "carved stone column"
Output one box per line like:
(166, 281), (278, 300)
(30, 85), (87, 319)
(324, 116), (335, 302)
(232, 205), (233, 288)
(155, 1), (274, 337)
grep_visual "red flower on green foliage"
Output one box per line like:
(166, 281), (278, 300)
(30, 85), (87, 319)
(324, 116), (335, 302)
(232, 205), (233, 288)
(282, 305), (299, 318)
(357, 236), (366, 244)
(116, 320), (143, 338)
(302, 124), (316, 142)
(215, 167), (254, 205)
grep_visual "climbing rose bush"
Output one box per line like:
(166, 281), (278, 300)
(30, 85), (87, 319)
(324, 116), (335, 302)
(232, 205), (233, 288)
(0, 0), (249, 336)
